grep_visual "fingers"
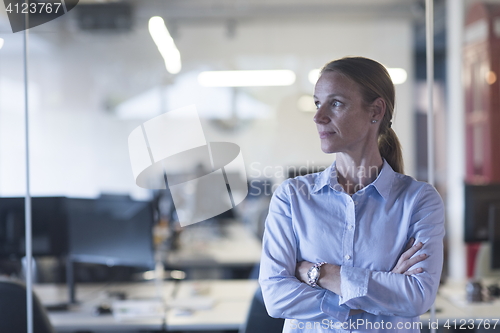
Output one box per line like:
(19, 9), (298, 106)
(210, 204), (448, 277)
(397, 253), (428, 273)
(392, 241), (427, 274)
(403, 237), (415, 252)
(404, 267), (424, 276)
(399, 241), (424, 262)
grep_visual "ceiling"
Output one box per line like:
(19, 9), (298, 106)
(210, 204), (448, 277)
(0, 0), (433, 35)
(78, 0), (425, 21)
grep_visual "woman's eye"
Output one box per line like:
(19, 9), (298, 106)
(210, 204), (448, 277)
(332, 100), (342, 107)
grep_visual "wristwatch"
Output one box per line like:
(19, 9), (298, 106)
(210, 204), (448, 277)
(307, 261), (327, 287)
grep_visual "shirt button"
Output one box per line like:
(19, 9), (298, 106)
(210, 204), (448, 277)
(354, 201), (358, 205)
(345, 254), (351, 260)
(348, 225), (353, 230)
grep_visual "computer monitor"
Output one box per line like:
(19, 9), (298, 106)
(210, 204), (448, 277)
(464, 184), (500, 242)
(65, 197), (155, 269)
(489, 203), (500, 270)
(0, 197), (68, 258)
(65, 197), (156, 304)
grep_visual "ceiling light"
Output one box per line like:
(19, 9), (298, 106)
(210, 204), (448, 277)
(198, 70), (296, 87)
(0, 38), (4, 50)
(387, 68), (407, 85)
(148, 16), (181, 74)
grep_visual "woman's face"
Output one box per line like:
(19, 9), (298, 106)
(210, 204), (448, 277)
(313, 71), (378, 155)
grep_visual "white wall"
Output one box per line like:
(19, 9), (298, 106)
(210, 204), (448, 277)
(0, 8), (414, 196)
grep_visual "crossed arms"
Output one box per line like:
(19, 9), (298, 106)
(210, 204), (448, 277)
(259, 181), (445, 322)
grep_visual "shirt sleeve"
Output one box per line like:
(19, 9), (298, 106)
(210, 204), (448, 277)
(339, 183), (445, 317)
(259, 180), (351, 322)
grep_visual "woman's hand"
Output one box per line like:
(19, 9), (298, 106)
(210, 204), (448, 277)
(391, 237), (427, 275)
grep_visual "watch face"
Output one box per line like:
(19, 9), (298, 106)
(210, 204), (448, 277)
(309, 267), (319, 280)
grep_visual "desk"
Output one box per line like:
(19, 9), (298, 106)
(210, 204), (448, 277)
(35, 281), (176, 332)
(420, 281), (500, 333)
(35, 279), (258, 333)
(166, 280), (258, 331)
(37, 280), (500, 332)
(427, 281), (500, 322)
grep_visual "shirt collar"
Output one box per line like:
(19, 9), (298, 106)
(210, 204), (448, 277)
(370, 159), (395, 200)
(311, 158), (395, 200)
(311, 163), (337, 194)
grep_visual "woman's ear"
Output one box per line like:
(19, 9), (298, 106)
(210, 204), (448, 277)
(370, 97), (386, 121)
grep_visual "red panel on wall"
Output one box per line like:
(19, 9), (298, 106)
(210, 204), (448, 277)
(464, 3), (500, 183)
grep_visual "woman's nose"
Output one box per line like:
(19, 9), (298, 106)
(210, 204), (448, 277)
(313, 105), (329, 124)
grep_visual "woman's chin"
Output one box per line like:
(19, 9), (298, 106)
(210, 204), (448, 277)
(321, 146), (337, 154)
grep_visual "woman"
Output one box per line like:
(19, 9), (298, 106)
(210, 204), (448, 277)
(259, 57), (444, 332)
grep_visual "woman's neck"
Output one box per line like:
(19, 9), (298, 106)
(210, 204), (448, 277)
(335, 152), (384, 195)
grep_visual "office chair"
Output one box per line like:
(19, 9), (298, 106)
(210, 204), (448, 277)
(0, 277), (55, 333)
(239, 285), (285, 333)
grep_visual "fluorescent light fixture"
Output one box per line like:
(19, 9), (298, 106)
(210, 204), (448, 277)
(0, 38), (4, 50)
(387, 68), (407, 85)
(148, 16), (181, 74)
(308, 67), (407, 85)
(198, 70), (296, 87)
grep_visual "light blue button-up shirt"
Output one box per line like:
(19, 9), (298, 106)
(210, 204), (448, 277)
(259, 159), (445, 332)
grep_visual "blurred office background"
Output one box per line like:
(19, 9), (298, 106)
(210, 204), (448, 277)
(0, 0), (500, 332)
(0, 0), (421, 278)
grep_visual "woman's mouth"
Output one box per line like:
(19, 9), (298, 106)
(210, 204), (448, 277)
(319, 131), (335, 139)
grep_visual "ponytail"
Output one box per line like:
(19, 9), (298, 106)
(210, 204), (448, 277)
(378, 128), (404, 174)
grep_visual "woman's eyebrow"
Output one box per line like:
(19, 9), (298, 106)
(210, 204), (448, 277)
(313, 93), (348, 100)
